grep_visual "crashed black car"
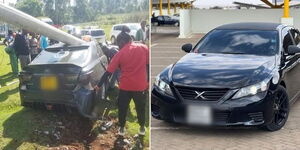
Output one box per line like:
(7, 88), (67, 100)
(19, 41), (113, 118)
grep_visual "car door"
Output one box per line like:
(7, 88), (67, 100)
(164, 16), (172, 25)
(157, 16), (164, 25)
(281, 27), (300, 102)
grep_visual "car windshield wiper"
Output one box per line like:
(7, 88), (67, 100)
(219, 52), (246, 54)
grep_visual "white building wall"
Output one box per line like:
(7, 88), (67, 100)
(179, 9), (300, 37)
(179, 9), (191, 38)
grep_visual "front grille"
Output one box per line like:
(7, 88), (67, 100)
(214, 112), (230, 123)
(175, 86), (228, 101)
(248, 112), (264, 122)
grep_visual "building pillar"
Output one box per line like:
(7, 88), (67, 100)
(159, 0), (163, 15)
(168, 0), (171, 15)
(281, 0), (293, 25)
(150, 0), (152, 15)
(283, 0), (289, 18)
(174, 4), (177, 14)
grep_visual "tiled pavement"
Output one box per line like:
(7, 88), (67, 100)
(151, 33), (300, 150)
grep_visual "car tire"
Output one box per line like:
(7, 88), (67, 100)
(151, 111), (161, 120)
(111, 36), (116, 45)
(263, 85), (289, 131)
(175, 22), (179, 27)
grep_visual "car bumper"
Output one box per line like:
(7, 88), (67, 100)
(151, 87), (275, 126)
(20, 87), (96, 118)
(20, 89), (76, 106)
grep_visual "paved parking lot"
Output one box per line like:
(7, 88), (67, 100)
(151, 33), (300, 150)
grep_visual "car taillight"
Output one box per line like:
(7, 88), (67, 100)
(19, 74), (32, 83)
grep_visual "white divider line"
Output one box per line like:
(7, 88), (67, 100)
(151, 43), (158, 47)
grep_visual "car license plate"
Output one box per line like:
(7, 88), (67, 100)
(40, 76), (57, 91)
(187, 105), (212, 125)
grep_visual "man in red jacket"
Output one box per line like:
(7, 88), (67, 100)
(95, 29), (149, 136)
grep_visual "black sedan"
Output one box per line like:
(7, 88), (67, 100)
(151, 15), (179, 27)
(151, 22), (300, 131)
(19, 41), (111, 118)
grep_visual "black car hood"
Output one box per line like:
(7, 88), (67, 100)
(170, 53), (275, 89)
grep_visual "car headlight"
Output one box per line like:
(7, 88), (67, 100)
(232, 79), (270, 99)
(154, 75), (173, 96)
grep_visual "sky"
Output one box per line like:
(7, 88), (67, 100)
(193, 0), (299, 8)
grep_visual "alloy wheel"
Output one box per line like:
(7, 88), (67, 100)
(273, 89), (289, 126)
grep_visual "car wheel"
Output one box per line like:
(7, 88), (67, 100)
(111, 36), (116, 44)
(264, 85), (289, 131)
(175, 22), (179, 27)
(151, 110), (161, 120)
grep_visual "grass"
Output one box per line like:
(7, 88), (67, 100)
(0, 44), (149, 149)
(0, 45), (49, 149)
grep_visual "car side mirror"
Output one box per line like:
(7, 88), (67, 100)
(181, 43), (193, 53)
(287, 45), (300, 55)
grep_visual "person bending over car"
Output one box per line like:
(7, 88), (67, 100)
(95, 29), (149, 136)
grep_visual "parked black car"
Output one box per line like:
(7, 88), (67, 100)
(151, 15), (179, 26)
(152, 22), (300, 131)
(19, 41), (110, 118)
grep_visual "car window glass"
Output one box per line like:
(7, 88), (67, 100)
(158, 16), (163, 21)
(290, 29), (300, 46)
(128, 25), (139, 30)
(115, 26), (121, 31)
(81, 30), (90, 35)
(164, 16), (171, 20)
(91, 30), (105, 36)
(282, 28), (294, 53)
(195, 29), (279, 56)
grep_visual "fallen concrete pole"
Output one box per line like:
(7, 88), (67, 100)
(0, 3), (86, 45)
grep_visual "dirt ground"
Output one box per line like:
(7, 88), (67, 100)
(44, 114), (144, 150)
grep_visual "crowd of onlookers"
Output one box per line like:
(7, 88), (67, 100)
(1, 20), (149, 76)
(3, 30), (48, 75)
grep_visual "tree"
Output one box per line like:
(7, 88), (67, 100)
(89, 0), (104, 14)
(73, 0), (92, 23)
(43, 0), (73, 25)
(16, 0), (44, 17)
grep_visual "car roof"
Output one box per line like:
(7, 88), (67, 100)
(215, 22), (282, 31)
